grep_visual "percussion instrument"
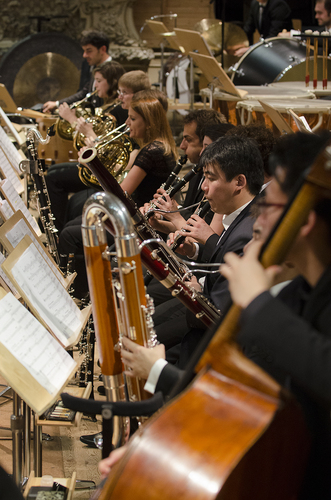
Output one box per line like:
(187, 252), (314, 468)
(200, 85), (315, 126)
(0, 33), (82, 108)
(231, 37), (314, 86)
(237, 98), (331, 132)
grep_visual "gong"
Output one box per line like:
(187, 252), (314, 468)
(0, 32), (83, 108)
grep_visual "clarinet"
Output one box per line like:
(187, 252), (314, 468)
(79, 148), (221, 328)
(162, 154), (187, 190)
(145, 154), (188, 217)
(170, 199), (211, 252)
(146, 160), (203, 218)
(20, 128), (60, 266)
(79, 148), (191, 280)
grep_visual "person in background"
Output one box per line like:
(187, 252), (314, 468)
(43, 30), (111, 113)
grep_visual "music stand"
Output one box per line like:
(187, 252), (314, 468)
(146, 20), (183, 92)
(172, 29), (214, 107)
(189, 52), (247, 107)
(0, 84), (17, 113)
(258, 100), (293, 135)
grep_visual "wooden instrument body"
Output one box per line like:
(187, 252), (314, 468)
(99, 357), (308, 500)
(84, 243), (122, 376)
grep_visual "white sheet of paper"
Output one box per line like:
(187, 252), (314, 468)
(5, 218), (66, 287)
(0, 178), (41, 235)
(0, 124), (23, 171)
(0, 292), (76, 394)
(10, 243), (82, 346)
(0, 252), (18, 295)
(0, 199), (14, 220)
(0, 146), (23, 194)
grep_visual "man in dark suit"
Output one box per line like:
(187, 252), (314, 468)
(220, 131), (331, 500)
(122, 134), (264, 381)
(43, 30), (111, 113)
(240, 0), (292, 48)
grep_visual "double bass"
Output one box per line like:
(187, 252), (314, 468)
(94, 138), (331, 499)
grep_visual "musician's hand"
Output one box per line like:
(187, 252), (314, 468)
(153, 190), (183, 226)
(77, 146), (89, 161)
(58, 103), (77, 123)
(220, 240), (282, 309)
(76, 116), (97, 140)
(43, 101), (57, 113)
(167, 231), (197, 257)
(186, 275), (203, 292)
(234, 46), (249, 57)
(121, 337), (165, 379)
(181, 215), (216, 244)
(99, 446), (127, 479)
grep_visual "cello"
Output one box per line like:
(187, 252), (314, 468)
(94, 138), (331, 499)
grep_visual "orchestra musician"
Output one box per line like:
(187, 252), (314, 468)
(45, 60), (126, 232)
(315, 0), (331, 31)
(235, 0), (292, 56)
(119, 131), (331, 500)
(42, 30), (112, 113)
(58, 91), (176, 301)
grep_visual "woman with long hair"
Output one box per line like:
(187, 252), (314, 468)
(120, 94), (177, 207)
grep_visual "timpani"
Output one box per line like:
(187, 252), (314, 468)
(200, 86), (315, 126)
(270, 80), (331, 99)
(236, 98), (331, 133)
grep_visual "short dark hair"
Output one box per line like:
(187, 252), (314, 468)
(201, 135), (264, 196)
(80, 30), (110, 52)
(201, 123), (235, 142)
(316, 0), (331, 15)
(93, 61), (125, 101)
(270, 131), (331, 240)
(183, 109), (227, 143)
(226, 124), (276, 177)
(269, 132), (331, 195)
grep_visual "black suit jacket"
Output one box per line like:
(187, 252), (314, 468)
(244, 0), (292, 44)
(239, 268), (331, 499)
(156, 202), (255, 393)
(202, 201), (255, 312)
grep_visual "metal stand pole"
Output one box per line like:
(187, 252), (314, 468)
(33, 413), (42, 477)
(23, 402), (31, 481)
(189, 56), (195, 109)
(11, 392), (24, 487)
(160, 41), (165, 92)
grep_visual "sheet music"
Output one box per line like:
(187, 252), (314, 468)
(0, 199), (14, 220)
(0, 146), (23, 194)
(0, 178), (41, 235)
(5, 217), (66, 287)
(0, 252), (18, 295)
(0, 292), (76, 394)
(0, 125), (23, 172)
(9, 242), (82, 346)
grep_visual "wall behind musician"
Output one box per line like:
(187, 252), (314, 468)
(43, 30), (112, 113)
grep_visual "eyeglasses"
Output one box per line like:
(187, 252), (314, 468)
(117, 90), (133, 96)
(255, 200), (286, 214)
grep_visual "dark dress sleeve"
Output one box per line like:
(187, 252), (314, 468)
(131, 141), (175, 208)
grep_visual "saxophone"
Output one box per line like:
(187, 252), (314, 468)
(82, 191), (157, 444)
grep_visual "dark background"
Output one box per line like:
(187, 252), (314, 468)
(213, 0), (316, 28)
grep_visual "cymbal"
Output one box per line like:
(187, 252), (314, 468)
(13, 53), (80, 108)
(193, 18), (248, 53)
